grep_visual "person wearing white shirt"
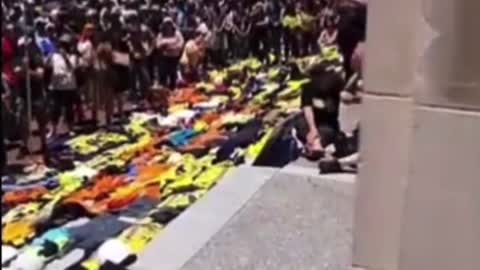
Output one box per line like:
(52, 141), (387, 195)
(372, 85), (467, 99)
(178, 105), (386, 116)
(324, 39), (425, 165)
(77, 23), (98, 122)
(156, 17), (185, 90)
(48, 35), (79, 137)
(318, 18), (338, 49)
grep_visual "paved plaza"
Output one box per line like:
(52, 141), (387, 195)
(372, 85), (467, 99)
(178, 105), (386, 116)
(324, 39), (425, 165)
(132, 104), (360, 270)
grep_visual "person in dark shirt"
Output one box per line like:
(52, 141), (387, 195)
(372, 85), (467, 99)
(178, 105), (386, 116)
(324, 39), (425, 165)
(107, 20), (130, 116)
(282, 1), (300, 59)
(249, 1), (270, 63)
(336, 0), (367, 78)
(126, 22), (151, 103)
(233, 8), (252, 60)
(266, 0), (283, 61)
(297, 60), (345, 155)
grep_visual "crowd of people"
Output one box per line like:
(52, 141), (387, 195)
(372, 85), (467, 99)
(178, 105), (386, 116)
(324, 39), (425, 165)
(1, 0), (366, 174)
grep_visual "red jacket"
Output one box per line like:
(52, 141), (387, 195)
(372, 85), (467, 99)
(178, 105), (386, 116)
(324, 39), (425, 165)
(2, 36), (18, 88)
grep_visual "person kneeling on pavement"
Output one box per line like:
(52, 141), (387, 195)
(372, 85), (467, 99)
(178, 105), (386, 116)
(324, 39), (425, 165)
(295, 50), (345, 160)
(294, 46), (360, 173)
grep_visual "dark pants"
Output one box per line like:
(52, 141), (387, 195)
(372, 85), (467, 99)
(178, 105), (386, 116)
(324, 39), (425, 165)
(158, 55), (179, 90)
(250, 29), (269, 63)
(302, 31), (319, 56)
(51, 90), (77, 126)
(131, 61), (151, 100)
(22, 97), (48, 155)
(284, 29), (299, 58)
(147, 51), (157, 82)
(224, 31), (236, 59)
(234, 36), (250, 60)
(182, 65), (200, 83)
(207, 49), (226, 68)
(269, 26), (283, 60)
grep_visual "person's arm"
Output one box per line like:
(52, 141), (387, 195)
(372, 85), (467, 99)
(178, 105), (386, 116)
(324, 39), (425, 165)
(175, 30), (185, 50)
(141, 27), (154, 54)
(157, 34), (174, 48)
(1, 75), (12, 113)
(256, 15), (270, 27)
(156, 33), (164, 49)
(318, 30), (327, 45)
(301, 83), (320, 145)
(50, 54), (64, 76)
(204, 29), (213, 45)
(232, 20), (241, 34)
(30, 66), (45, 79)
(30, 54), (45, 79)
(242, 21), (252, 36)
(129, 39), (143, 60)
(158, 30), (184, 48)
(303, 106), (319, 137)
(77, 40), (91, 55)
(352, 41), (365, 74)
(327, 30), (338, 44)
(220, 14), (228, 31)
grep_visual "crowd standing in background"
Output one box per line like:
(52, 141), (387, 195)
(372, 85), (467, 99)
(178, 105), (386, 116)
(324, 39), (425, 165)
(1, 0), (366, 173)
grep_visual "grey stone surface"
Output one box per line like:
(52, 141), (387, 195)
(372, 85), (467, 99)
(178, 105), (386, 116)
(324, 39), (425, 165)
(132, 166), (278, 270)
(133, 102), (359, 270)
(180, 173), (354, 270)
(340, 103), (361, 134)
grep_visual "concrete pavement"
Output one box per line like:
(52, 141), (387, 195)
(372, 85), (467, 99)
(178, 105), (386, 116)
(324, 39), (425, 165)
(132, 103), (360, 270)
(133, 165), (355, 270)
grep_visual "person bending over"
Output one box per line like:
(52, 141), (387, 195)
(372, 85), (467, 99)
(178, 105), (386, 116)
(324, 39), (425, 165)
(297, 54), (345, 158)
(156, 17), (184, 91)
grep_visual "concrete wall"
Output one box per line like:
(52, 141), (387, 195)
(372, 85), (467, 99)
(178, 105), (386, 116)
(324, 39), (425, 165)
(353, 1), (480, 270)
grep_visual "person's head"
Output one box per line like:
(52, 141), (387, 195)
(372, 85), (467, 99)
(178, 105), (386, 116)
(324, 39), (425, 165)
(325, 18), (335, 29)
(285, 1), (295, 14)
(161, 17), (176, 36)
(34, 18), (47, 35)
(46, 23), (56, 37)
(82, 23), (96, 39)
(252, 2), (264, 15)
(295, 1), (304, 12)
(4, 23), (16, 40)
(195, 25), (209, 43)
(58, 34), (74, 53)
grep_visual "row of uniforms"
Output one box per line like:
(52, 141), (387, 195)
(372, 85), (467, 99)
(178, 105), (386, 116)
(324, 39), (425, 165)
(1, 55), (347, 270)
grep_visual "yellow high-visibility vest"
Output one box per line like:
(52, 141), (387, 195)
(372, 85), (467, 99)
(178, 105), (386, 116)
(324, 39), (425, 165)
(282, 15), (301, 30)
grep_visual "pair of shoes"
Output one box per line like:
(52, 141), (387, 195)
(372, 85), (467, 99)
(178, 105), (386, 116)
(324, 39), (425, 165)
(318, 158), (342, 174)
(303, 149), (324, 161)
(318, 153), (358, 174)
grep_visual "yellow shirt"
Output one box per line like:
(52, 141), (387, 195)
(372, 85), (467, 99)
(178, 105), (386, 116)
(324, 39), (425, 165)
(282, 15), (301, 30)
(299, 12), (316, 32)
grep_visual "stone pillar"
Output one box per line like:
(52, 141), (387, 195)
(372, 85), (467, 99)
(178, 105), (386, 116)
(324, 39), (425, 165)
(353, 1), (480, 270)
